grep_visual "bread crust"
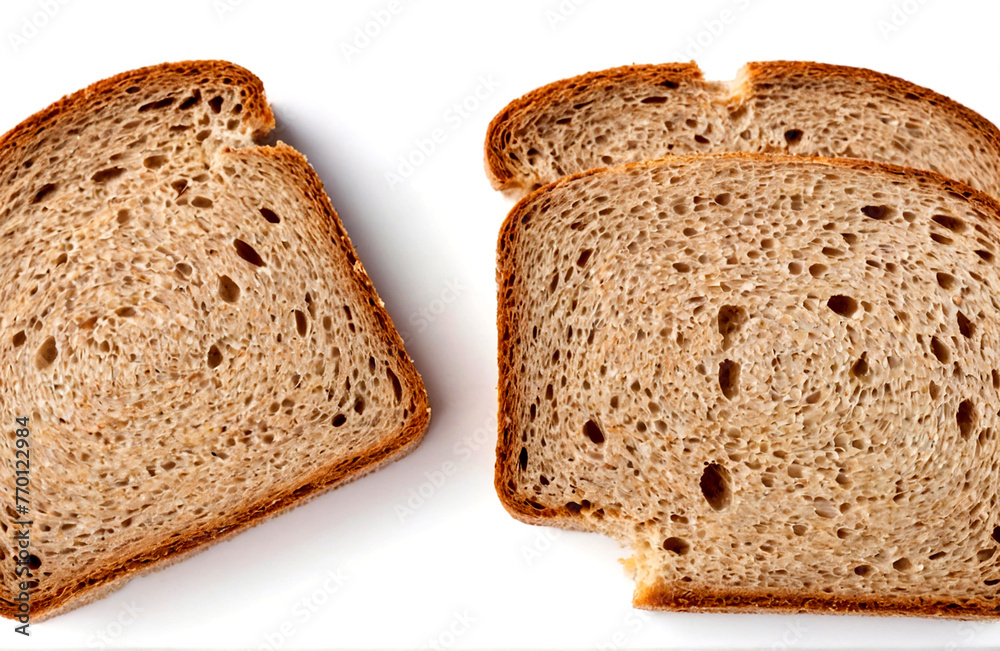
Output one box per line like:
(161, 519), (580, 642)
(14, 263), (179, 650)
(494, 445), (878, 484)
(495, 152), (1000, 618)
(484, 60), (1000, 197)
(484, 63), (703, 194)
(0, 61), (430, 621)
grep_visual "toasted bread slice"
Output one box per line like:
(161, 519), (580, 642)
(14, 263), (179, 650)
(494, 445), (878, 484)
(485, 61), (1000, 200)
(497, 153), (1000, 618)
(0, 61), (429, 621)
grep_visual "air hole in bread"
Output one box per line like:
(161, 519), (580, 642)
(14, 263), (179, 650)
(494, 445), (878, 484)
(718, 359), (739, 400)
(978, 548), (996, 562)
(191, 196), (213, 209)
(387, 368), (402, 402)
(932, 214), (966, 233)
(936, 272), (957, 290)
(294, 309), (307, 336)
(976, 249), (994, 262)
(827, 295), (858, 318)
(178, 90), (201, 110)
(26, 555), (41, 570)
(717, 305), (748, 350)
(12, 330), (26, 347)
(138, 97), (175, 112)
(217, 275), (240, 303)
(208, 96), (224, 114)
(861, 205), (892, 220)
(784, 129), (803, 145)
(957, 311), (975, 338)
(694, 134), (709, 145)
(930, 336), (950, 364)
(92, 167), (125, 183)
(851, 353), (870, 379)
(115, 307), (135, 317)
(143, 155), (167, 169)
(714, 193), (732, 206)
(518, 447), (528, 470)
(893, 557), (913, 572)
(354, 396), (365, 415)
(32, 183), (57, 204)
(206, 344), (223, 369)
(35, 336), (58, 369)
(577, 249), (593, 267)
(814, 499), (837, 518)
(854, 564), (872, 576)
(233, 239), (266, 267)
(673, 262), (691, 273)
(332, 414), (346, 427)
(992, 527), (1000, 544)
(808, 263), (827, 278)
(176, 262), (192, 277)
(583, 419), (605, 444)
(958, 400), (977, 440)
(260, 207), (280, 224)
(930, 232), (953, 246)
(555, 117), (571, 125)
(662, 537), (690, 555)
(641, 96), (668, 104)
(700, 463), (731, 511)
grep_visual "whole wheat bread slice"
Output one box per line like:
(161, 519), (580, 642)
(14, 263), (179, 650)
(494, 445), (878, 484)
(0, 60), (430, 621)
(497, 153), (1000, 618)
(485, 61), (1000, 200)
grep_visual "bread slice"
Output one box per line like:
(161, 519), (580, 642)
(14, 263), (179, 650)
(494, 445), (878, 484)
(497, 153), (1000, 618)
(0, 61), (429, 621)
(485, 61), (1000, 200)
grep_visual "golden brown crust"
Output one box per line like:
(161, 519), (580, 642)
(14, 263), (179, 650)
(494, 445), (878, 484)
(484, 63), (703, 193)
(494, 152), (1000, 617)
(484, 60), (1000, 197)
(635, 582), (1000, 619)
(0, 60), (275, 178)
(0, 62), (429, 621)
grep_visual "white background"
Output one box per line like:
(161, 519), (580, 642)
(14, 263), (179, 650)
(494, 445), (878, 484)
(1, 0), (999, 648)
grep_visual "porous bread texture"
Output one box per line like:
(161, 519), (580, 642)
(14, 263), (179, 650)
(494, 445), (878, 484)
(0, 61), (429, 620)
(497, 154), (1000, 618)
(485, 61), (1000, 201)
